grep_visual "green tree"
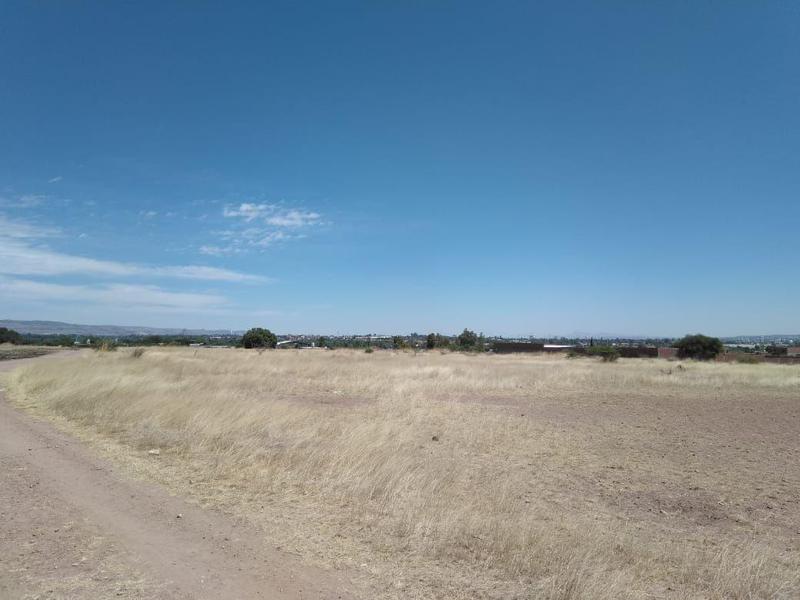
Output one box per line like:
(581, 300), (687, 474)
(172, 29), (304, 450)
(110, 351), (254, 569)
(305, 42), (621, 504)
(0, 327), (22, 344)
(392, 335), (407, 349)
(674, 334), (723, 361)
(317, 336), (329, 348)
(457, 328), (478, 349)
(426, 333), (437, 349)
(241, 327), (278, 349)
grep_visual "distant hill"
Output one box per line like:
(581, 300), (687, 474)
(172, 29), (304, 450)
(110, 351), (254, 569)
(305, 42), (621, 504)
(0, 319), (240, 337)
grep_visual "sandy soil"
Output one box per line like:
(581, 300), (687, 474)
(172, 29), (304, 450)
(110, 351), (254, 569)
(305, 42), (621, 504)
(0, 354), (355, 600)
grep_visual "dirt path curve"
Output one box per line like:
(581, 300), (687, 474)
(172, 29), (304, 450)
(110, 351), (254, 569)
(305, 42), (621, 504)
(0, 353), (355, 600)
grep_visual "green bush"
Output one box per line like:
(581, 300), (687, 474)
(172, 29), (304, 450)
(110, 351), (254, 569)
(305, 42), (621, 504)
(364, 347), (374, 354)
(241, 327), (277, 349)
(674, 334), (723, 361)
(0, 327), (22, 344)
(587, 346), (620, 362)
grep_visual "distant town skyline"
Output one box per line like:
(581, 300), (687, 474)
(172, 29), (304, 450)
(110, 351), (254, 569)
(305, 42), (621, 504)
(1, 3), (798, 335)
(2, 319), (799, 343)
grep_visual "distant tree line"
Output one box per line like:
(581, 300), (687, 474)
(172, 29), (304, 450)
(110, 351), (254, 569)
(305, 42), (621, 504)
(423, 329), (486, 351)
(235, 327), (489, 352)
(2, 325), (732, 362)
(9, 331), (242, 348)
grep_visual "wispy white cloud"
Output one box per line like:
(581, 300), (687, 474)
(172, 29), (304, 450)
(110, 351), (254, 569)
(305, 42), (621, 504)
(48, 176), (63, 184)
(0, 215), (267, 283)
(0, 214), (60, 238)
(223, 203), (321, 228)
(212, 202), (322, 254)
(252, 230), (304, 247)
(0, 276), (228, 311)
(223, 202), (270, 221)
(139, 210), (158, 218)
(0, 194), (48, 208)
(199, 244), (239, 256)
(265, 209), (321, 228)
(213, 229), (307, 254)
(151, 265), (269, 282)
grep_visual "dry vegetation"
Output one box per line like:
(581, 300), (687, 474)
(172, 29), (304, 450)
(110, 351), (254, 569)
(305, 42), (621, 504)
(0, 345), (59, 362)
(6, 348), (800, 599)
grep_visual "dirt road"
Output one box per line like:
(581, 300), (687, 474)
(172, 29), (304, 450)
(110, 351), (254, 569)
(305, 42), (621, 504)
(0, 354), (354, 600)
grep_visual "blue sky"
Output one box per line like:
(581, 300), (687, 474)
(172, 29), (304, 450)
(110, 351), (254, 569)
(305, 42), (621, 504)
(1, 2), (798, 336)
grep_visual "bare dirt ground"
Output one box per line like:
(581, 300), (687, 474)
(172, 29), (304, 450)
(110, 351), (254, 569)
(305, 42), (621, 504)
(0, 354), (354, 600)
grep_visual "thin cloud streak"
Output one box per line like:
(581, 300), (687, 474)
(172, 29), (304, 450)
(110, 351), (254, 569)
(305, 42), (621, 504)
(0, 276), (228, 310)
(0, 194), (48, 209)
(0, 215), (60, 238)
(0, 238), (268, 282)
(0, 215), (267, 283)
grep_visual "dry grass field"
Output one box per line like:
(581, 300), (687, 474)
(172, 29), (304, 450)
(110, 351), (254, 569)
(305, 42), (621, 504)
(6, 348), (800, 599)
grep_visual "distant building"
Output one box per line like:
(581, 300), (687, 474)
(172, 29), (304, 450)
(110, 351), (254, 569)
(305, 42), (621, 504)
(787, 347), (800, 357)
(658, 347), (679, 359)
(276, 340), (318, 349)
(492, 341), (544, 353)
(616, 346), (658, 358)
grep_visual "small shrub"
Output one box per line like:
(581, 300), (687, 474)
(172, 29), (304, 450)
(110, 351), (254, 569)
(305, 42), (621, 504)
(735, 354), (761, 364)
(364, 347), (374, 354)
(587, 346), (620, 362)
(93, 339), (118, 352)
(131, 347), (146, 358)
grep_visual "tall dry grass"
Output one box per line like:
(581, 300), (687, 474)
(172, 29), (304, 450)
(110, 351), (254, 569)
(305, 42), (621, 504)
(7, 349), (800, 599)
